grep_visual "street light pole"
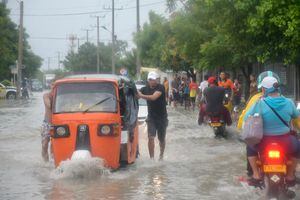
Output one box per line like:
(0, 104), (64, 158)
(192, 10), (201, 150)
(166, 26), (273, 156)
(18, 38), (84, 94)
(112, 0), (115, 74)
(96, 16), (100, 73)
(136, 0), (141, 80)
(17, 0), (24, 98)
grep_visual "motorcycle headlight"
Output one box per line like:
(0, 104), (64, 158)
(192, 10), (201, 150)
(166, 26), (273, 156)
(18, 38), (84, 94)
(54, 125), (70, 138)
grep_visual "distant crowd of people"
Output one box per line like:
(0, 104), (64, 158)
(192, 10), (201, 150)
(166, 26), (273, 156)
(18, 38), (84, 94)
(166, 72), (254, 112)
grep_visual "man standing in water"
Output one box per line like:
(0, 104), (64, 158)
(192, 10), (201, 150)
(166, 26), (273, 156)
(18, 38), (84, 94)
(41, 81), (54, 162)
(138, 72), (168, 160)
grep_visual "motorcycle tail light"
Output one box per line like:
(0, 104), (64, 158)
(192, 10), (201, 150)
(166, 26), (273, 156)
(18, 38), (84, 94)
(265, 143), (284, 162)
(268, 150), (280, 159)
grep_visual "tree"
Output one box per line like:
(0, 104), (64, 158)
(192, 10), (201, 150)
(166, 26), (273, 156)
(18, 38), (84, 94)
(63, 40), (131, 74)
(0, 3), (42, 81)
(247, 0), (300, 64)
(0, 3), (18, 80)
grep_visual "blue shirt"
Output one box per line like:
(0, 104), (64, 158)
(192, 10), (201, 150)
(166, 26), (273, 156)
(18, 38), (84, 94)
(244, 96), (299, 135)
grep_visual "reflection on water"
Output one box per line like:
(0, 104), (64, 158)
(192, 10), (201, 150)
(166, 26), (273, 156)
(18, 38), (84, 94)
(1, 93), (299, 200)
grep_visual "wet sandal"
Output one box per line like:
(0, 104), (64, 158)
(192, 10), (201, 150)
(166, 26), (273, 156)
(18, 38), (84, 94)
(247, 177), (264, 188)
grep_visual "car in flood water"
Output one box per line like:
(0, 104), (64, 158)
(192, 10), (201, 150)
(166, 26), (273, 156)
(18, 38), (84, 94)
(0, 83), (16, 99)
(50, 74), (139, 169)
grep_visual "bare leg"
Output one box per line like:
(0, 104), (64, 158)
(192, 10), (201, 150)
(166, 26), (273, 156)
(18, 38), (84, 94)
(148, 137), (155, 159)
(248, 156), (261, 179)
(159, 140), (166, 160)
(287, 157), (297, 180)
(42, 138), (50, 162)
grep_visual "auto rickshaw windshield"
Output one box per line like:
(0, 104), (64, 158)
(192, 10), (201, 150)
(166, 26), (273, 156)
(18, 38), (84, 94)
(54, 82), (117, 113)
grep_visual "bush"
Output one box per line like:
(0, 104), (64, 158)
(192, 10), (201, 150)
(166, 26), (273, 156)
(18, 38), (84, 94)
(1, 79), (13, 86)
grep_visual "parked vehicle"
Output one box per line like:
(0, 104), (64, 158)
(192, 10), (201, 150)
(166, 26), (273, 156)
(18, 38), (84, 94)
(0, 83), (17, 99)
(135, 83), (148, 124)
(31, 79), (43, 92)
(50, 74), (139, 169)
(44, 74), (55, 89)
(138, 98), (148, 124)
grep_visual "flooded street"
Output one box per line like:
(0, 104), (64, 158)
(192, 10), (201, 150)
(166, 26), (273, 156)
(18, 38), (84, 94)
(0, 93), (298, 200)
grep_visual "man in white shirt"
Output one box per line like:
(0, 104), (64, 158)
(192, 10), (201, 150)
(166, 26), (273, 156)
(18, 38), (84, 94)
(199, 75), (209, 93)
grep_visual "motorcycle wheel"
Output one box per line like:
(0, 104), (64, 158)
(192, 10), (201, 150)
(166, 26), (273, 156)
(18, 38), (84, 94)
(265, 176), (280, 199)
(264, 176), (295, 200)
(214, 126), (226, 138)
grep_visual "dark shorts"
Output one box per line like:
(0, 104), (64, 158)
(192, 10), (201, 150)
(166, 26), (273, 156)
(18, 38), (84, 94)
(233, 95), (241, 106)
(247, 134), (300, 158)
(147, 118), (168, 143)
(173, 91), (180, 101)
(190, 97), (196, 103)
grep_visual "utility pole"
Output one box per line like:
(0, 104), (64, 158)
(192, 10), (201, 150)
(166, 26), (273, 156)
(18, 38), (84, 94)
(77, 38), (80, 52)
(97, 16), (100, 73)
(47, 57), (50, 71)
(136, 0), (141, 80)
(17, 1), (24, 98)
(111, 0), (115, 74)
(91, 15), (105, 73)
(57, 52), (61, 69)
(82, 28), (92, 43)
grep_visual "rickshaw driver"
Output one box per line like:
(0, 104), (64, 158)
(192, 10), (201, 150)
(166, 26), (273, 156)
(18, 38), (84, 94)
(138, 71), (168, 160)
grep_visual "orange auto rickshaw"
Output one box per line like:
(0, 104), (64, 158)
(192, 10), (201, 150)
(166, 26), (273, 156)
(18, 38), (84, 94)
(50, 74), (139, 169)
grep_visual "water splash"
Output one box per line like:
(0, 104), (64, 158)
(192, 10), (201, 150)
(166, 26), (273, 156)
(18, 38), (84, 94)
(51, 157), (110, 180)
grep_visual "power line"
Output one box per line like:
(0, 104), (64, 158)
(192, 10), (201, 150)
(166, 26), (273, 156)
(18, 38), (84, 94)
(27, 36), (132, 41)
(10, 1), (167, 17)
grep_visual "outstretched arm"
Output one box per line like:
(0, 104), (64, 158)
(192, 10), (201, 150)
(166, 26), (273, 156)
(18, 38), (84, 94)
(138, 90), (162, 101)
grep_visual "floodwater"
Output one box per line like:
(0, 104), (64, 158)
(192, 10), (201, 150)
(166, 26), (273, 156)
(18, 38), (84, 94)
(0, 93), (299, 200)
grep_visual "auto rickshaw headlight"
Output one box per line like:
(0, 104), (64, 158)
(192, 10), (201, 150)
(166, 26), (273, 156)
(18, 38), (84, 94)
(98, 124), (119, 136)
(101, 125), (111, 135)
(54, 125), (70, 138)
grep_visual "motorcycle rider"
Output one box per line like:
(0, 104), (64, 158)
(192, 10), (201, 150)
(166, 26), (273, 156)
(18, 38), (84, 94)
(198, 76), (232, 125)
(245, 76), (300, 187)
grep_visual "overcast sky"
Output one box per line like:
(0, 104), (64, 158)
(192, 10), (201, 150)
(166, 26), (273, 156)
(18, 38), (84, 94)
(6, 0), (169, 70)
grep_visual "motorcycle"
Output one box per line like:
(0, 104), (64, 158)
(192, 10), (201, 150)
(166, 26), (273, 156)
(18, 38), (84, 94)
(208, 114), (226, 138)
(257, 142), (296, 199)
(21, 87), (29, 99)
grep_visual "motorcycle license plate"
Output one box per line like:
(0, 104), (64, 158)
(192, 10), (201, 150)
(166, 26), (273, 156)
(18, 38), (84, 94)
(210, 122), (221, 127)
(263, 165), (286, 173)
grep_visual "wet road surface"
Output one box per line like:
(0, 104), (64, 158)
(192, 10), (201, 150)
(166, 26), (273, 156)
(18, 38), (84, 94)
(0, 93), (299, 200)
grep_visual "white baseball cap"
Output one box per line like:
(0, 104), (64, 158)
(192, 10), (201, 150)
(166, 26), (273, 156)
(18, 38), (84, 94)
(147, 71), (159, 80)
(261, 76), (278, 89)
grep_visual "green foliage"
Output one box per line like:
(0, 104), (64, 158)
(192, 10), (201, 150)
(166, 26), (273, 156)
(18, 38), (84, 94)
(0, 3), (18, 80)
(63, 40), (137, 76)
(135, 0), (300, 75)
(1, 79), (12, 86)
(0, 3), (42, 81)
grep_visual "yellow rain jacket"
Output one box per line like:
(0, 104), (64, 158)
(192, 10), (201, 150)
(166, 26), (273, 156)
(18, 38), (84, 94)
(237, 93), (300, 131)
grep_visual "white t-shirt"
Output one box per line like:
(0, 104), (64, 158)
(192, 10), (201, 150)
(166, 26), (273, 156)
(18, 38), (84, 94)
(199, 80), (208, 93)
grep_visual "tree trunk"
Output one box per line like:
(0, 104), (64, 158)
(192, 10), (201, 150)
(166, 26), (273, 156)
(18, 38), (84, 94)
(241, 63), (253, 101)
